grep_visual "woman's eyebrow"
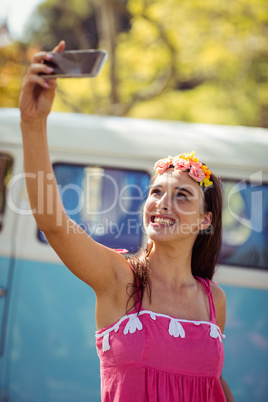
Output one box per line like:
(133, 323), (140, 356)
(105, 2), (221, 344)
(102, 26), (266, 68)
(149, 184), (162, 190)
(175, 187), (194, 196)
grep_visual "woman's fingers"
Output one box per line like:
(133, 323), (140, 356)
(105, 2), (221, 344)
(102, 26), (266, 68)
(23, 41), (66, 94)
(29, 63), (53, 75)
(24, 63), (54, 90)
(52, 40), (65, 53)
(32, 51), (53, 64)
(25, 73), (50, 89)
(31, 40), (65, 65)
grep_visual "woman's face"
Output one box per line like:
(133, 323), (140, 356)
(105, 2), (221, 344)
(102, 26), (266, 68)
(143, 168), (211, 244)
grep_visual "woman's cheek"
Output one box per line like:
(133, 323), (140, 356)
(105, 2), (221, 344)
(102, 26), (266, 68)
(173, 200), (189, 214)
(174, 202), (199, 219)
(144, 197), (154, 212)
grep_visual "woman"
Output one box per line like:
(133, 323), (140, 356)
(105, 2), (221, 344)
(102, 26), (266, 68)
(19, 41), (234, 401)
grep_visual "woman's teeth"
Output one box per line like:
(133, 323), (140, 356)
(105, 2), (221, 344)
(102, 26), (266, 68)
(153, 217), (175, 226)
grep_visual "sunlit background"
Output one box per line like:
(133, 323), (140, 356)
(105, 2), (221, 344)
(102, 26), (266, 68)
(0, 0), (267, 126)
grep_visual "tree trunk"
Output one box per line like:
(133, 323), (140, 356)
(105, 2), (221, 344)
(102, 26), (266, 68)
(94, 0), (119, 112)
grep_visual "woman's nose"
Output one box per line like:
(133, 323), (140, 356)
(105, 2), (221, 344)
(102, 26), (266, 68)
(156, 194), (170, 211)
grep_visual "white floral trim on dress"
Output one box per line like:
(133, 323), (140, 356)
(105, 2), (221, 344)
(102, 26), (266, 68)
(95, 310), (226, 352)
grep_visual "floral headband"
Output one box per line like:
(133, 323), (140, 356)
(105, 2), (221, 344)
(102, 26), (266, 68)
(153, 151), (213, 187)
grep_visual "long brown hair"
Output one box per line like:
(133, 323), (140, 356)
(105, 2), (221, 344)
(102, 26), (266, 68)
(126, 171), (223, 313)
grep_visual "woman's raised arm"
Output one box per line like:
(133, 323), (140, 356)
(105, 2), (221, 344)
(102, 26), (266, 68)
(19, 41), (131, 297)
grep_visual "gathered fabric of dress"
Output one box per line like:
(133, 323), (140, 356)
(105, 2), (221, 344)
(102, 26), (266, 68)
(95, 276), (226, 401)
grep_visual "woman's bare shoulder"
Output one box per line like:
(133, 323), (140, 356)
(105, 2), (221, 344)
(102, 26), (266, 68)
(210, 281), (226, 304)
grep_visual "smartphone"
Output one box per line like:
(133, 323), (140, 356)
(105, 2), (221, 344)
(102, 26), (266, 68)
(41, 50), (108, 78)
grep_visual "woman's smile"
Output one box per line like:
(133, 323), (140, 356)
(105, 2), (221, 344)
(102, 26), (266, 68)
(150, 214), (176, 227)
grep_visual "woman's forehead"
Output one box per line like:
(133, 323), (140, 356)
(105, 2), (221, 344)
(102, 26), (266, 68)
(153, 169), (203, 198)
(154, 169), (196, 187)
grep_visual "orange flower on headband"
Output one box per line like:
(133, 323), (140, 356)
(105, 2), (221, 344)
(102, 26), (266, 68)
(153, 151), (213, 187)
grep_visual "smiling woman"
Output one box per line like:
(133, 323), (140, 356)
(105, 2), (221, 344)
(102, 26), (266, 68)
(18, 41), (234, 401)
(108, 153), (233, 401)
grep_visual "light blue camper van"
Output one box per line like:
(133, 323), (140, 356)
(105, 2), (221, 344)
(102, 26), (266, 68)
(0, 108), (268, 401)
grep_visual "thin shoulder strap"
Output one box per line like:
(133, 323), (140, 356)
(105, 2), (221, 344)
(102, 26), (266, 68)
(129, 265), (142, 313)
(196, 277), (217, 323)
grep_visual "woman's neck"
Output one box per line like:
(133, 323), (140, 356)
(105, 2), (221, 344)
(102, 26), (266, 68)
(148, 241), (195, 289)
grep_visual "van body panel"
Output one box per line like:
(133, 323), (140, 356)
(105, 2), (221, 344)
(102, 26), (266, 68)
(1, 109), (268, 173)
(5, 259), (100, 402)
(222, 284), (268, 400)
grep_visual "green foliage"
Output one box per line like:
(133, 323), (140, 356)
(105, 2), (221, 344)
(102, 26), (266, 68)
(24, 0), (98, 50)
(0, 42), (30, 108)
(2, 0), (268, 127)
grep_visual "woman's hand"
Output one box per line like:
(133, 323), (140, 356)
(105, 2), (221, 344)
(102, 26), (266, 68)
(19, 40), (65, 123)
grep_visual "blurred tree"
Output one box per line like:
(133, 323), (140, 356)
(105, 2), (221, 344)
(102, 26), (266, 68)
(23, 0), (132, 114)
(1, 0), (268, 127)
(0, 40), (40, 108)
(118, 0), (268, 127)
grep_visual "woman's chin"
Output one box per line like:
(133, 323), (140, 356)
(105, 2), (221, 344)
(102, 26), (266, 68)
(145, 224), (178, 241)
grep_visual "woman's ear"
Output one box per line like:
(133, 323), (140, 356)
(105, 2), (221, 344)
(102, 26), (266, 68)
(199, 211), (212, 231)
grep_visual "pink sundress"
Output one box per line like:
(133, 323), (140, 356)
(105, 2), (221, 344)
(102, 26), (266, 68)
(96, 276), (226, 401)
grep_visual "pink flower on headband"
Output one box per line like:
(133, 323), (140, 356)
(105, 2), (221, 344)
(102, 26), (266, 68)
(154, 156), (173, 174)
(188, 164), (205, 183)
(173, 156), (191, 171)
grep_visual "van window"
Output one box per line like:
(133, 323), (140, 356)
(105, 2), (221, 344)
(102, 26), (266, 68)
(38, 163), (150, 253)
(0, 153), (13, 231)
(220, 179), (268, 269)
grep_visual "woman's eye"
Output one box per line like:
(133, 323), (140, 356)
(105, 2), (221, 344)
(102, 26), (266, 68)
(176, 192), (188, 200)
(150, 188), (161, 195)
